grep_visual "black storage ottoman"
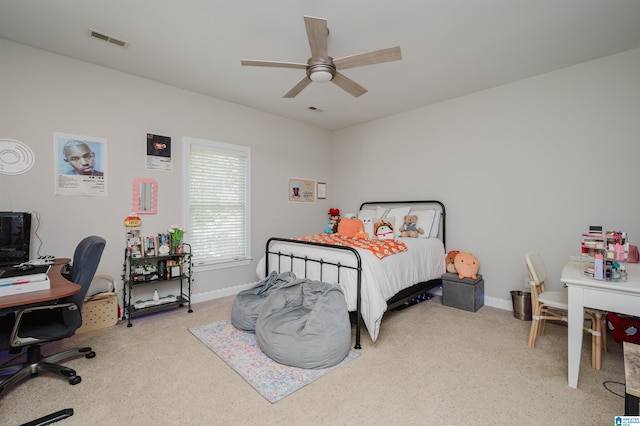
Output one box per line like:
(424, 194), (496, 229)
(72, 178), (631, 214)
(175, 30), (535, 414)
(441, 273), (484, 312)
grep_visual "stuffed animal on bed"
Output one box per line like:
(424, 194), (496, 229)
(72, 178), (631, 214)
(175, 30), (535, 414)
(324, 220), (335, 234)
(454, 252), (480, 280)
(399, 214), (425, 238)
(337, 217), (369, 239)
(373, 219), (395, 240)
(445, 250), (460, 273)
(328, 208), (341, 234)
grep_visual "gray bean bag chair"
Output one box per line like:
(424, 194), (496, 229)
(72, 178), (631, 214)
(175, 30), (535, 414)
(231, 271), (297, 332)
(255, 279), (351, 369)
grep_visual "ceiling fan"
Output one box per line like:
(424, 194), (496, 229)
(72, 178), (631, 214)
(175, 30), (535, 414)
(241, 16), (402, 98)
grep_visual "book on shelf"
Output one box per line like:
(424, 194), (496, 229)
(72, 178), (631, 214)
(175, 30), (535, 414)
(143, 236), (157, 257)
(127, 227), (143, 258)
(157, 233), (171, 255)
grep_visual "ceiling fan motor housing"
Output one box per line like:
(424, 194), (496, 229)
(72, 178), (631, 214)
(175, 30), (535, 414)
(307, 58), (336, 82)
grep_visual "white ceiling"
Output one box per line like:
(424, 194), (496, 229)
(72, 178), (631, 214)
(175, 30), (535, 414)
(2, 1), (640, 131)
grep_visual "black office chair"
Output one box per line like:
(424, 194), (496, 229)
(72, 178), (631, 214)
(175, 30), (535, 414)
(0, 236), (106, 395)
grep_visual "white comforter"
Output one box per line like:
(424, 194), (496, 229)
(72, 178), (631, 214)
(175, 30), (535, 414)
(256, 237), (445, 342)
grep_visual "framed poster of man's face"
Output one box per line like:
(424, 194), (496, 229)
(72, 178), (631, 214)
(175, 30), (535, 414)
(288, 177), (315, 203)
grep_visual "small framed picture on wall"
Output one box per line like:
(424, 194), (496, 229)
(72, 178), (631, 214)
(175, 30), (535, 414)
(317, 182), (327, 199)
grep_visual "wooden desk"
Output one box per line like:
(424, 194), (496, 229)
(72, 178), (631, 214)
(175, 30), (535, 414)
(0, 259), (79, 310)
(561, 261), (640, 388)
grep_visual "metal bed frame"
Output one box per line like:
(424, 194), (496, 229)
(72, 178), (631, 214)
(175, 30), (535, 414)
(265, 200), (446, 350)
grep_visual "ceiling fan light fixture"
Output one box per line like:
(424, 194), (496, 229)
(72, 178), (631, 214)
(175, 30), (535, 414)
(309, 70), (333, 82)
(307, 61), (336, 83)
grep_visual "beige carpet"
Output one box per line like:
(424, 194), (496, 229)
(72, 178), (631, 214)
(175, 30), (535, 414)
(0, 295), (627, 425)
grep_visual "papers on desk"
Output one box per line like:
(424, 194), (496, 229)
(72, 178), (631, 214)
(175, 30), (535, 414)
(0, 267), (51, 296)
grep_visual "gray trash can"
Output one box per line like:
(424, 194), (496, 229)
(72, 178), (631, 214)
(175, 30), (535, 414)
(510, 290), (532, 321)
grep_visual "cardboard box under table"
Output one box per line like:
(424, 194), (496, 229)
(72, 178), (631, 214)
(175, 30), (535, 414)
(442, 273), (484, 312)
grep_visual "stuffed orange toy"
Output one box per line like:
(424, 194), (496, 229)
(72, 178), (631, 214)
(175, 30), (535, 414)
(454, 252), (480, 280)
(445, 250), (460, 273)
(338, 217), (369, 239)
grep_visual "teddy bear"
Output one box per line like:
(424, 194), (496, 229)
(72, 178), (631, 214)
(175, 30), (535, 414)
(454, 252), (480, 280)
(399, 214), (424, 238)
(445, 250), (460, 273)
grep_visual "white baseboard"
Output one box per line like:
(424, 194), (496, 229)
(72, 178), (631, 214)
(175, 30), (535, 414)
(484, 296), (512, 311)
(191, 281), (257, 304)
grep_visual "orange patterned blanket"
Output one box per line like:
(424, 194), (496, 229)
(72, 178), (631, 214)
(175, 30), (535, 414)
(294, 234), (407, 259)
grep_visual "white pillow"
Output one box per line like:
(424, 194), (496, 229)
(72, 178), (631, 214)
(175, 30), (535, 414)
(375, 206), (410, 237)
(405, 210), (436, 238)
(357, 209), (375, 220)
(430, 210), (441, 238)
(374, 206), (388, 218)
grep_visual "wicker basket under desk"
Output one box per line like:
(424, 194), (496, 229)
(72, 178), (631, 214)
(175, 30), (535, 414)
(77, 274), (119, 334)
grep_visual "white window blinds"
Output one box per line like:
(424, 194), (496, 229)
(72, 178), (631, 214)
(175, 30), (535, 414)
(184, 137), (250, 267)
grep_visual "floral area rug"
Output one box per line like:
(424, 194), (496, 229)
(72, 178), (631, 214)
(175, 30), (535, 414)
(188, 319), (359, 403)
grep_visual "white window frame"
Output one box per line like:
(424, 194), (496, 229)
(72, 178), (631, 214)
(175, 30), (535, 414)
(183, 136), (251, 271)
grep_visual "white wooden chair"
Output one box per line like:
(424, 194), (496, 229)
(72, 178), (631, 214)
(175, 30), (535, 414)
(526, 251), (607, 370)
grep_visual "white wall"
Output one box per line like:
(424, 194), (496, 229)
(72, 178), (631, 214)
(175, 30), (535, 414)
(0, 39), (333, 301)
(331, 47), (640, 309)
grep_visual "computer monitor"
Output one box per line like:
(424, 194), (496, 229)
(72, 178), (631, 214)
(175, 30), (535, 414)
(0, 212), (32, 266)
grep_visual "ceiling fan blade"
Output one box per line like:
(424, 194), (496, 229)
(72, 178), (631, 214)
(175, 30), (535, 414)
(241, 60), (307, 69)
(333, 46), (402, 70)
(304, 16), (328, 59)
(283, 77), (312, 98)
(332, 72), (367, 97)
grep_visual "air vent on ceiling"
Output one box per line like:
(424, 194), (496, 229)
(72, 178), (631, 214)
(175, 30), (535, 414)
(89, 29), (129, 48)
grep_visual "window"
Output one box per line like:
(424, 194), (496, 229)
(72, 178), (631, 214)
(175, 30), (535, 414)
(183, 136), (251, 269)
